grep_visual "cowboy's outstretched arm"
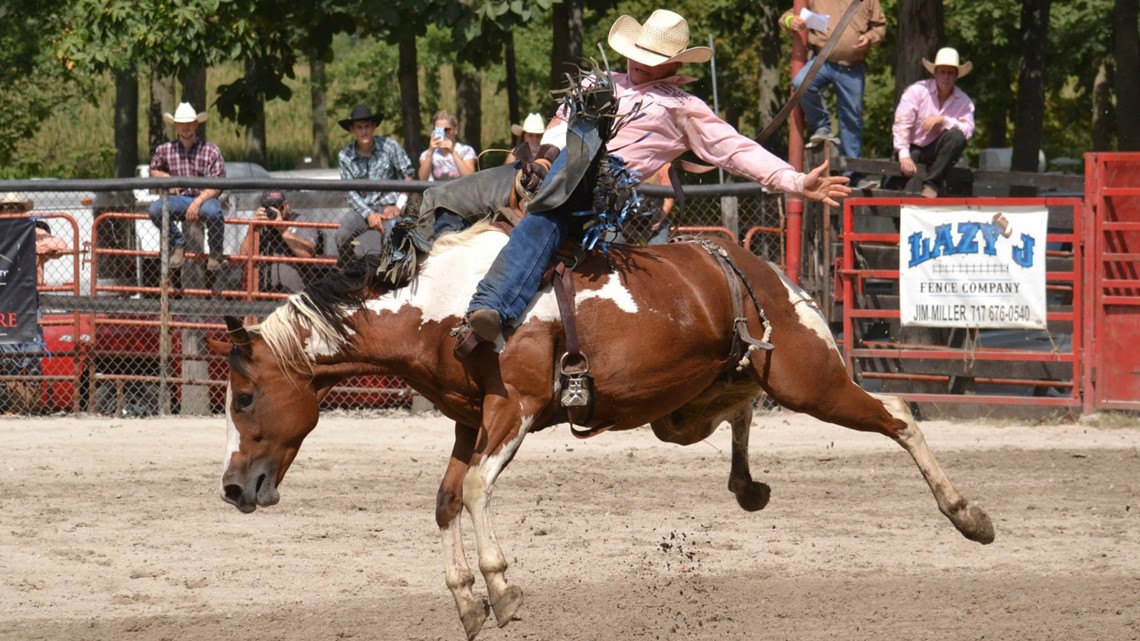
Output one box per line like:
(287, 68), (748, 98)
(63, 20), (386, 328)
(802, 160), (852, 208)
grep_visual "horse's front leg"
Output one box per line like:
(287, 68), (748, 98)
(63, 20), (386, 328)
(728, 399), (771, 511)
(437, 422), (489, 640)
(462, 396), (535, 628)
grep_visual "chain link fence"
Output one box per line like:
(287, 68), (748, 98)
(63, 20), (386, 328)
(0, 177), (785, 417)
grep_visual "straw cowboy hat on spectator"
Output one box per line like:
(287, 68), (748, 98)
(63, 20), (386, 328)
(162, 102), (209, 125)
(0, 192), (33, 212)
(607, 9), (713, 67)
(338, 105), (384, 132)
(511, 113), (546, 137)
(923, 47), (973, 78)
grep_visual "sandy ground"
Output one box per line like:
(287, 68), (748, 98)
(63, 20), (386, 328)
(2, 409), (1138, 641)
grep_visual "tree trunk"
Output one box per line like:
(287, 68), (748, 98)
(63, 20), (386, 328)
(243, 58), (267, 167)
(148, 72), (175, 155)
(756, 1), (784, 157)
(1114, 0), (1140, 149)
(1011, 0), (1050, 189)
(550, 0), (582, 98)
(454, 65), (482, 153)
(179, 68), (208, 140)
(894, 0), (944, 97)
(309, 51), (330, 167)
(986, 63), (1011, 147)
(1093, 59), (1116, 151)
(398, 35), (422, 160)
(114, 67), (139, 179)
(505, 33), (520, 134)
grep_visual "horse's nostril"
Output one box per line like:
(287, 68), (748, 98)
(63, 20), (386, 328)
(224, 484), (243, 504)
(255, 473), (266, 495)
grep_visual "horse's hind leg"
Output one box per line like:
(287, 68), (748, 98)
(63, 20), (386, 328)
(871, 393), (995, 544)
(727, 401), (771, 511)
(784, 379), (995, 543)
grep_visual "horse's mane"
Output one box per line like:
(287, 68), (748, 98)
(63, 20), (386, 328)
(252, 220), (502, 372)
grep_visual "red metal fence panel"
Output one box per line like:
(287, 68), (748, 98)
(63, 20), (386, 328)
(1083, 153), (1140, 412)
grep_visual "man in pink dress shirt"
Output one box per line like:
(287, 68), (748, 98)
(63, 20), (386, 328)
(463, 9), (851, 344)
(892, 47), (976, 198)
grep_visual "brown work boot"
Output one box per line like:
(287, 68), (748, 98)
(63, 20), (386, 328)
(169, 245), (185, 269)
(207, 249), (225, 272)
(467, 308), (502, 343)
(921, 184), (939, 199)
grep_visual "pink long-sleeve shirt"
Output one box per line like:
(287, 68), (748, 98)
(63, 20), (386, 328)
(892, 79), (975, 159)
(568, 73), (805, 195)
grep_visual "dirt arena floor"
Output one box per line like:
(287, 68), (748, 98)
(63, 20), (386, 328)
(2, 409), (1138, 641)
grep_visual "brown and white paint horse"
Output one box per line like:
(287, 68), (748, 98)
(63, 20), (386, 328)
(209, 222), (994, 640)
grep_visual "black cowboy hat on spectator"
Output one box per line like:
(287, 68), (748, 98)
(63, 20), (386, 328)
(338, 105), (383, 132)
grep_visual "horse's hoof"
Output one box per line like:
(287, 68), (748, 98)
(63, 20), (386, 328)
(491, 585), (524, 627)
(733, 480), (771, 512)
(461, 597), (490, 640)
(951, 502), (995, 544)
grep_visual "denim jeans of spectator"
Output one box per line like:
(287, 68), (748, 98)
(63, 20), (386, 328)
(147, 195), (224, 253)
(792, 60), (866, 160)
(467, 210), (576, 324)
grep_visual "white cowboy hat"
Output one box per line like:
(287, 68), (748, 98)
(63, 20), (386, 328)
(162, 102), (209, 125)
(511, 113), (546, 137)
(0, 192), (33, 211)
(607, 9), (713, 67)
(923, 47), (972, 78)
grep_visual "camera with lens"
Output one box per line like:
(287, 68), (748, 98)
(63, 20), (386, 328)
(264, 206), (281, 220)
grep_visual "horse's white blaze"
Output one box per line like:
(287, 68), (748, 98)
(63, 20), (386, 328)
(223, 384), (240, 472)
(767, 262), (840, 354)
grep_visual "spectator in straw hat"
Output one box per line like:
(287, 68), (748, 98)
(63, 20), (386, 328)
(505, 112), (547, 165)
(146, 102), (227, 270)
(335, 104), (415, 255)
(462, 8), (851, 344)
(892, 47), (975, 198)
(0, 192), (34, 214)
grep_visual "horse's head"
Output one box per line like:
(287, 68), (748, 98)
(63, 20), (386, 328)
(207, 316), (322, 513)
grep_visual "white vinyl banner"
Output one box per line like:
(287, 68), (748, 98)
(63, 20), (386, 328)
(899, 205), (1048, 329)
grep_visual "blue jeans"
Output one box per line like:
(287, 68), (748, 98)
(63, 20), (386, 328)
(468, 211), (576, 324)
(793, 60), (865, 160)
(147, 195), (224, 253)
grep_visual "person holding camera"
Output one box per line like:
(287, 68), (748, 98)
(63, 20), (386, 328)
(417, 110), (477, 182)
(239, 190), (321, 294)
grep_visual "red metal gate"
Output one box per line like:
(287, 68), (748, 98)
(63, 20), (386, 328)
(1082, 153), (1140, 412)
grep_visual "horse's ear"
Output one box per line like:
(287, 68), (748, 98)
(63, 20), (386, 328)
(205, 337), (231, 356)
(224, 316), (253, 358)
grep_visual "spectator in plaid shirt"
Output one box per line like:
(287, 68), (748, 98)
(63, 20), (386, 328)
(335, 105), (414, 256)
(146, 102), (227, 271)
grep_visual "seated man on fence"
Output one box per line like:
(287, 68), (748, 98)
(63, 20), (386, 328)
(892, 47), (975, 198)
(146, 102), (227, 270)
(238, 190), (322, 294)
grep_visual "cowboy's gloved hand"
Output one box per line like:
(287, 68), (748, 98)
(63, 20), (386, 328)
(518, 145), (561, 193)
(510, 142), (535, 164)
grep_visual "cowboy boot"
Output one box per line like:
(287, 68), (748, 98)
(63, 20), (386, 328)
(467, 309), (502, 343)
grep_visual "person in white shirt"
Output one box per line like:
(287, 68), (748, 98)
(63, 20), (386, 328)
(418, 111), (477, 182)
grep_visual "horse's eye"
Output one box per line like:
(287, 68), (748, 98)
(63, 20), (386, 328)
(234, 393), (254, 412)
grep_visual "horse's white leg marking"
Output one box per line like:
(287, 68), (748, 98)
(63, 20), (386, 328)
(440, 517), (485, 636)
(872, 393), (995, 543)
(463, 412), (532, 625)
